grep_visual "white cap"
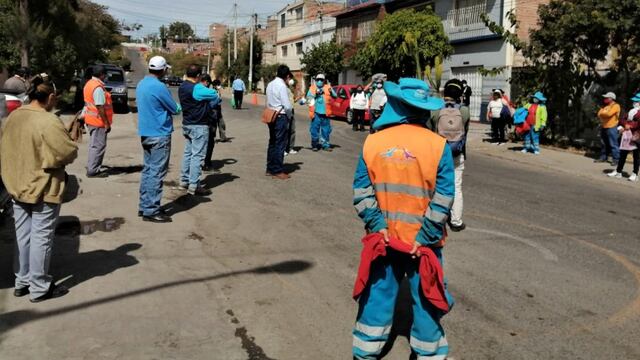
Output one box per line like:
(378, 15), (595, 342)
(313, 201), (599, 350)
(602, 92), (616, 100)
(315, 74), (325, 80)
(149, 56), (171, 71)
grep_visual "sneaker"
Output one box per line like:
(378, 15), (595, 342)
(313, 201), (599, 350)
(521, 149), (528, 154)
(534, 151), (540, 155)
(629, 173), (638, 182)
(449, 222), (466, 232)
(607, 171), (622, 178)
(187, 187), (212, 196)
(173, 183), (188, 190)
(14, 287), (29, 297)
(289, 149), (298, 155)
(323, 146), (333, 152)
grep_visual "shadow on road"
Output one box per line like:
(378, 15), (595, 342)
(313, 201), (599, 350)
(0, 260), (313, 335)
(209, 158), (238, 171)
(283, 162), (303, 174)
(162, 194), (212, 216)
(103, 165), (143, 175)
(202, 172), (239, 190)
(62, 174), (81, 203)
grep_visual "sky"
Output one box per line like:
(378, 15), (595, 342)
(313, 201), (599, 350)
(92, 0), (296, 38)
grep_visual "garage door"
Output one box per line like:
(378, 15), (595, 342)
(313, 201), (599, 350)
(452, 67), (482, 120)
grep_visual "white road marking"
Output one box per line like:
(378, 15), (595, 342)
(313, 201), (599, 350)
(467, 227), (559, 262)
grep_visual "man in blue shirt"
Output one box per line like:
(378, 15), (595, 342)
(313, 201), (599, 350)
(136, 56), (182, 223)
(178, 65), (219, 195)
(232, 76), (246, 109)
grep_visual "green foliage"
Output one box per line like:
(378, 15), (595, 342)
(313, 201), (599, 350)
(168, 22), (195, 40)
(261, 63), (287, 83)
(214, 33), (264, 90)
(300, 41), (344, 84)
(351, 9), (452, 81)
(424, 56), (443, 93)
(107, 45), (132, 71)
(150, 49), (207, 77)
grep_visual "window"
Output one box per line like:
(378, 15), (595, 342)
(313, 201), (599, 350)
(336, 25), (351, 45)
(281, 45), (288, 57)
(295, 7), (303, 21)
(452, 0), (487, 27)
(357, 20), (375, 42)
(338, 87), (347, 99)
(296, 42), (303, 55)
(281, 13), (286, 28)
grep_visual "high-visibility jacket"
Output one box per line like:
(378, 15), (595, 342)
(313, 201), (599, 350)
(308, 83), (333, 119)
(362, 124), (447, 246)
(83, 78), (113, 128)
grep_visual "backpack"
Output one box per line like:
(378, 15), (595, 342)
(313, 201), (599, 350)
(513, 107), (528, 125)
(437, 103), (466, 156)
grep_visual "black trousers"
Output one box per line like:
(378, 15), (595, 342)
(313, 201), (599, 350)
(233, 91), (243, 109)
(353, 109), (366, 130)
(617, 148), (640, 175)
(491, 117), (506, 142)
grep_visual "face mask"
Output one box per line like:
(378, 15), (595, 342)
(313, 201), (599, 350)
(357, 89), (363, 93)
(376, 83), (383, 89)
(634, 102), (640, 109)
(532, 98), (539, 104)
(288, 79), (295, 86)
(316, 80), (324, 87)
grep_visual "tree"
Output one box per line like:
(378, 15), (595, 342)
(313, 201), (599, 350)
(168, 21), (195, 41)
(300, 40), (344, 84)
(214, 32), (264, 90)
(351, 9), (452, 81)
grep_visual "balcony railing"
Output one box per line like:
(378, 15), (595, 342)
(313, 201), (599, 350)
(441, 2), (495, 42)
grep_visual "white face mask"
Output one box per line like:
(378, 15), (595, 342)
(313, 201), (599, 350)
(288, 79), (295, 86)
(634, 102), (640, 109)
(376, 83), (383, 89)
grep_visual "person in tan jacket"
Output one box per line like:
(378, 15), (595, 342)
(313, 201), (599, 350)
(596, 92), (621, 165)
(0, 75), (78, 303)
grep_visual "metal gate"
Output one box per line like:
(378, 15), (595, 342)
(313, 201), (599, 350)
(452, 66), (482, 120)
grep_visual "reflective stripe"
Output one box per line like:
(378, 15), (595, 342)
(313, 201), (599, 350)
(354, 322), (391, 337)
(431, 192), (454, 209)
(353, 336), (386, 354)
(383, 211), (424, 224)
(355, 198), (378, 214)
(374, 183), (430, 198)
(425, 208), (448, 224)
(417, 355), (447, 360)
(410, 336), (448, 353)
(354, 186), (375, 198)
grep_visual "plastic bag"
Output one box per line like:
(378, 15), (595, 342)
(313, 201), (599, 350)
(620, 130), (638, 151)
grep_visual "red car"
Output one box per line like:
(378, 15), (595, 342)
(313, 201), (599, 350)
(330, 84), (371, 124)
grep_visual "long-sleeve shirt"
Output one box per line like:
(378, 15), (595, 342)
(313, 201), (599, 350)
(266, 77), (293, 117)
(136, 75), (181, 137)
(350, 92), (369, 110)
(232, 78), (246, 92)
(598, 102), (621, 129)
(306, 86), (337, 115)
(369, 89), (387, 110)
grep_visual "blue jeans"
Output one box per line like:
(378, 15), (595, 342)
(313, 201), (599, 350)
(310, 113), (332, 149)
(523, 129), (540, 153)
(180, 125), (209, 190)
(139, 136), (171, 216)
(600, 127), (620, 161)
(267, 114), (289, 174)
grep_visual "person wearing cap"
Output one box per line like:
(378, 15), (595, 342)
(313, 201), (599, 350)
(352, 78), (454, 359)
(83, 65), (113, 178)
(136, 56), (182, 223)
(178, 64), (219, 196)
(306, 74), (337, 151)
(607, 92), (640, 182)
(367, 74), (388, 134)
(521, 91), (548, 155)
(265, 65), (294, 180)
(232, 76), (246, 109)
(597, 92), (621, 165)
(487, 89), (506, 144)
(3, 67), (30, 93)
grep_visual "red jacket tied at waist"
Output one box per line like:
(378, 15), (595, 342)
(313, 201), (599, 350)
(352, 233), (450, 313)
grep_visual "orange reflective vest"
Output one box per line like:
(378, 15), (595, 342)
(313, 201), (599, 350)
(363, 124), (446, 246)
(83, 78), (113, 128)
(308, 83), (333, 119)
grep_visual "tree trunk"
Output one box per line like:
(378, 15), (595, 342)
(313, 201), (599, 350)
(19, 0), (29, 67)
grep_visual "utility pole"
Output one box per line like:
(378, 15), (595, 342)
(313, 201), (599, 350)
(19, 0), (29, 66)
(233, 3), (238, 61)
(227, 29), (232, 87)
(248, 13), (257, 91)
(316, 0), (324, 44)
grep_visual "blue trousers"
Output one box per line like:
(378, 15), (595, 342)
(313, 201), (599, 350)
(600, 127), (620, 161)
(267, 114), (289, 174)
(523, 128), (540, 153)
(310, 113), (332, 149)
(180, 124), (209, 191)
(353, 249), (451, 360)
(139, 136), (171, 216)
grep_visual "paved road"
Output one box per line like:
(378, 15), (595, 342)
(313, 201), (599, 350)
(1, 51), (639, 359)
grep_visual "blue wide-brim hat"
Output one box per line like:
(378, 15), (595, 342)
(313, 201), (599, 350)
(373, 78), (445, 130)
(631, 93), (640, 102)
(533, 91), (547, 102)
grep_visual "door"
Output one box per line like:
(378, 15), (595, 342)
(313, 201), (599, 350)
(452, 67), (482, 121)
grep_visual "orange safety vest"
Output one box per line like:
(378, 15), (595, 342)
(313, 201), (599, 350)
(83, 78), (113, 127)
(308, 83), (333, 119)
(363, 124), (446, 247)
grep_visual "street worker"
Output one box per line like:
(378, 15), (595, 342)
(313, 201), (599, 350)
(607, 92), (640, 182)
(83, 65), (113, 178)
(306, 74), (337, 151)
(521, 92), (548, 155)
(461, 79), (472, 107)
(1, 74), (78, 302)
(265, 65), (293, 180)
(352, 78), (455, 359)
(3, 67), (30, 93)
(202, 77), (226, 172)
(136, 56), (181, 223)
(488, 89), (506, 144)
(428, 78), (470, 232)
(350, 85), (369, 132)
(368, 74), (388, 134)
(178, 65), (219, 196)
(232, 75), (246, 109)
(597, 92), (621, 166)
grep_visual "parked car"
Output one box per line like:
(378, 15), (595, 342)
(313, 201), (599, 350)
(330, 85), (371, 124)
(95, 63), (129, 113)
(0, 88), (27, 120)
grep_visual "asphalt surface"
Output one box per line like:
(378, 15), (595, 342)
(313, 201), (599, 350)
(0, 49), (639, 359)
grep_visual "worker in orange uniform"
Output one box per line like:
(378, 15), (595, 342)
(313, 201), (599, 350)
(83, 65), (113, 178)
(352, 78), (455, 359)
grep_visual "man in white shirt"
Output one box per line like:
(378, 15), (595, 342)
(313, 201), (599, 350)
(265, 65), (293, 180)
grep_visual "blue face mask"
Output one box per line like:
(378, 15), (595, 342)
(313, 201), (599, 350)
(316, 81), (324, 87)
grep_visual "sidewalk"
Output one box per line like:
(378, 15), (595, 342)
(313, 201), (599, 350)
(467, 122), (639, 188)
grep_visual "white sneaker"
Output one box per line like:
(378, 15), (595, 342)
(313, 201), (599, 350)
(534, 151), (540, 155)
(521, 149), (528, 154)
(284, 152), (289, 156)
(629, 173), (638, 182)
(289, 149), (298, 155)
(607, 171), (622, 178)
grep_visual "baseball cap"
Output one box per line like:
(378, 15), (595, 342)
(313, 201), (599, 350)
(315, 74), (325, 80)
(602, 92), (616, 100)
(149, 56), (171, 71)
